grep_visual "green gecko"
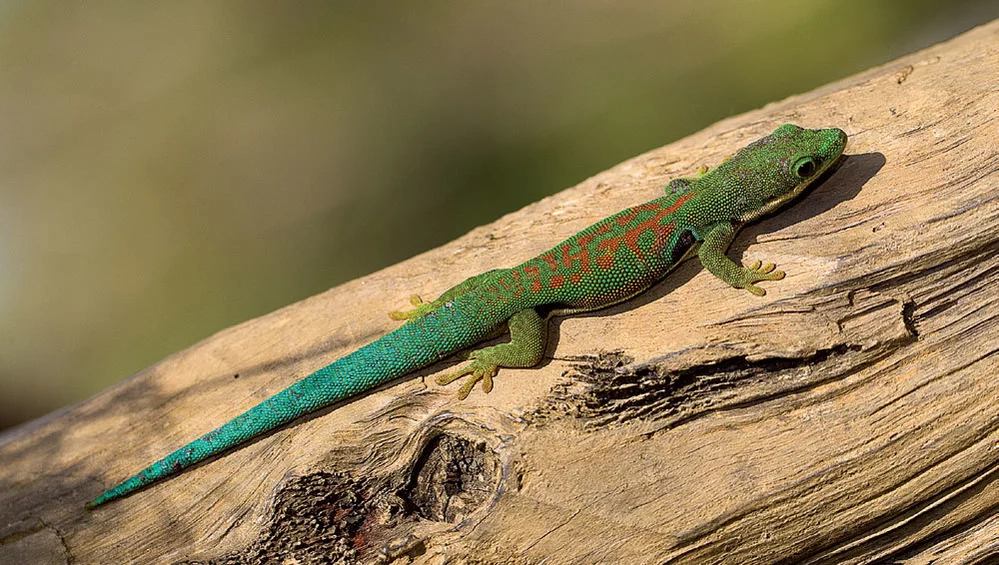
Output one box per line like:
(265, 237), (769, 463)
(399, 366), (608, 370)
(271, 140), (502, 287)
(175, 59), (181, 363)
(86, 124), (847, 509)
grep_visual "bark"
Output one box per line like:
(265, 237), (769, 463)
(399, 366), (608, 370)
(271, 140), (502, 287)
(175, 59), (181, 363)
(3, 19), (999, 565)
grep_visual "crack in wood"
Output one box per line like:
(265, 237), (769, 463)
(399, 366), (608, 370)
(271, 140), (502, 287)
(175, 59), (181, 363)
(541, 342), (878, 432)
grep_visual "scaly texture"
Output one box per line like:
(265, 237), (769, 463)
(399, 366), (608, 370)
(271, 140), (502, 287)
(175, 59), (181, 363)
(86, 124), (847, 508)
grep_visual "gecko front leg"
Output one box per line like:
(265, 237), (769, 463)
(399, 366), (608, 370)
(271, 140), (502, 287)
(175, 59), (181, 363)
(697, 221), (785, 296)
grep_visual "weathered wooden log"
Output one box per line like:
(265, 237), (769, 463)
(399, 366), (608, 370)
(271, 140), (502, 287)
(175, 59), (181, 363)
(3, 19), (999, 565)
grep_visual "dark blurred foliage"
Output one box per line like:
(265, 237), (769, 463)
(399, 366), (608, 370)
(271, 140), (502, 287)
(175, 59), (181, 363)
(2, 1), (998, 430)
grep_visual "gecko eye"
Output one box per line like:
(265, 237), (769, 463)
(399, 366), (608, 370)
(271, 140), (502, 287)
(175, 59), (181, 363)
(793, 157), (817, 179)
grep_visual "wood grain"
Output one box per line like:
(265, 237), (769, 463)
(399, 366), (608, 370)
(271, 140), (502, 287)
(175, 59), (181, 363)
(2, 19), (999, 565)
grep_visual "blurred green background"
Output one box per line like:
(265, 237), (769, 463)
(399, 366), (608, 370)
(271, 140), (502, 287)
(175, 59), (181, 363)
(2, 1), (998, 432)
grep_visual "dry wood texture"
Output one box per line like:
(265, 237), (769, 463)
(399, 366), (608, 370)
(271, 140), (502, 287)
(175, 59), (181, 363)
(3, 19), (999, 565)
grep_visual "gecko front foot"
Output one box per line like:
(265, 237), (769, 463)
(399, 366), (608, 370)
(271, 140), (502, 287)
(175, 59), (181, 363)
(737, 260), (785, 296)
(388, 294), (435, 321)
(435, 356), (499, 400)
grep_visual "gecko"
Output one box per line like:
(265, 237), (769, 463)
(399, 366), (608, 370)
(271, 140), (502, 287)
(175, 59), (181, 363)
(86, 123), (847, 508)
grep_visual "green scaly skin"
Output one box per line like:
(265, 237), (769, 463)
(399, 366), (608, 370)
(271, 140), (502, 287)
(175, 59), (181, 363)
(86, 124), (847, 509)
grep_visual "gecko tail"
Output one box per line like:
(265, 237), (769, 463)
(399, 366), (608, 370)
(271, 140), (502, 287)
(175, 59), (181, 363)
(85, 294), (483, 509)
(85, 359), (365, 509)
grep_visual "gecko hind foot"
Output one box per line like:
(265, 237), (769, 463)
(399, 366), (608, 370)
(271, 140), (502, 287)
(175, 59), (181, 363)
(435, 357), (499, 400)
(389, 294), (435, 321)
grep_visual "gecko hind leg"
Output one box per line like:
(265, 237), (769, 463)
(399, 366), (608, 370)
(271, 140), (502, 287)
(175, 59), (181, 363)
(436, 308), (547, 399)
(389, 270), (502, 321)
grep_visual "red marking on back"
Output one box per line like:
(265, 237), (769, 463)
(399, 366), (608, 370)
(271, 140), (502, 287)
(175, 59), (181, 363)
(487, 284), (506, 304)
(594, 224), (612, 235)
(593, 193), (695, 266)
(616, 210), (638, 225)
(624, 221), (674, 260)
(549, 274), (566, 289)
(593, 238), (622, 273)
(523, 266), (542, 292)
(498, 276), (524, 299)
(509, 271), (526, 297)
(560, 242), (590, 272)
(541, 252), (559, 272)
(569, 273), (582, 284)
(663, 192), (695, 215)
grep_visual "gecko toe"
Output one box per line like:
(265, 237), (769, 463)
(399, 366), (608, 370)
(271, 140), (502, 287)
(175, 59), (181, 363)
(456, 376), (479, 400)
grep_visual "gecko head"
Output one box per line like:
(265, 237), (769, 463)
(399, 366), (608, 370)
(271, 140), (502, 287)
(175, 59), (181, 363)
(730, 123), (847, 223)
